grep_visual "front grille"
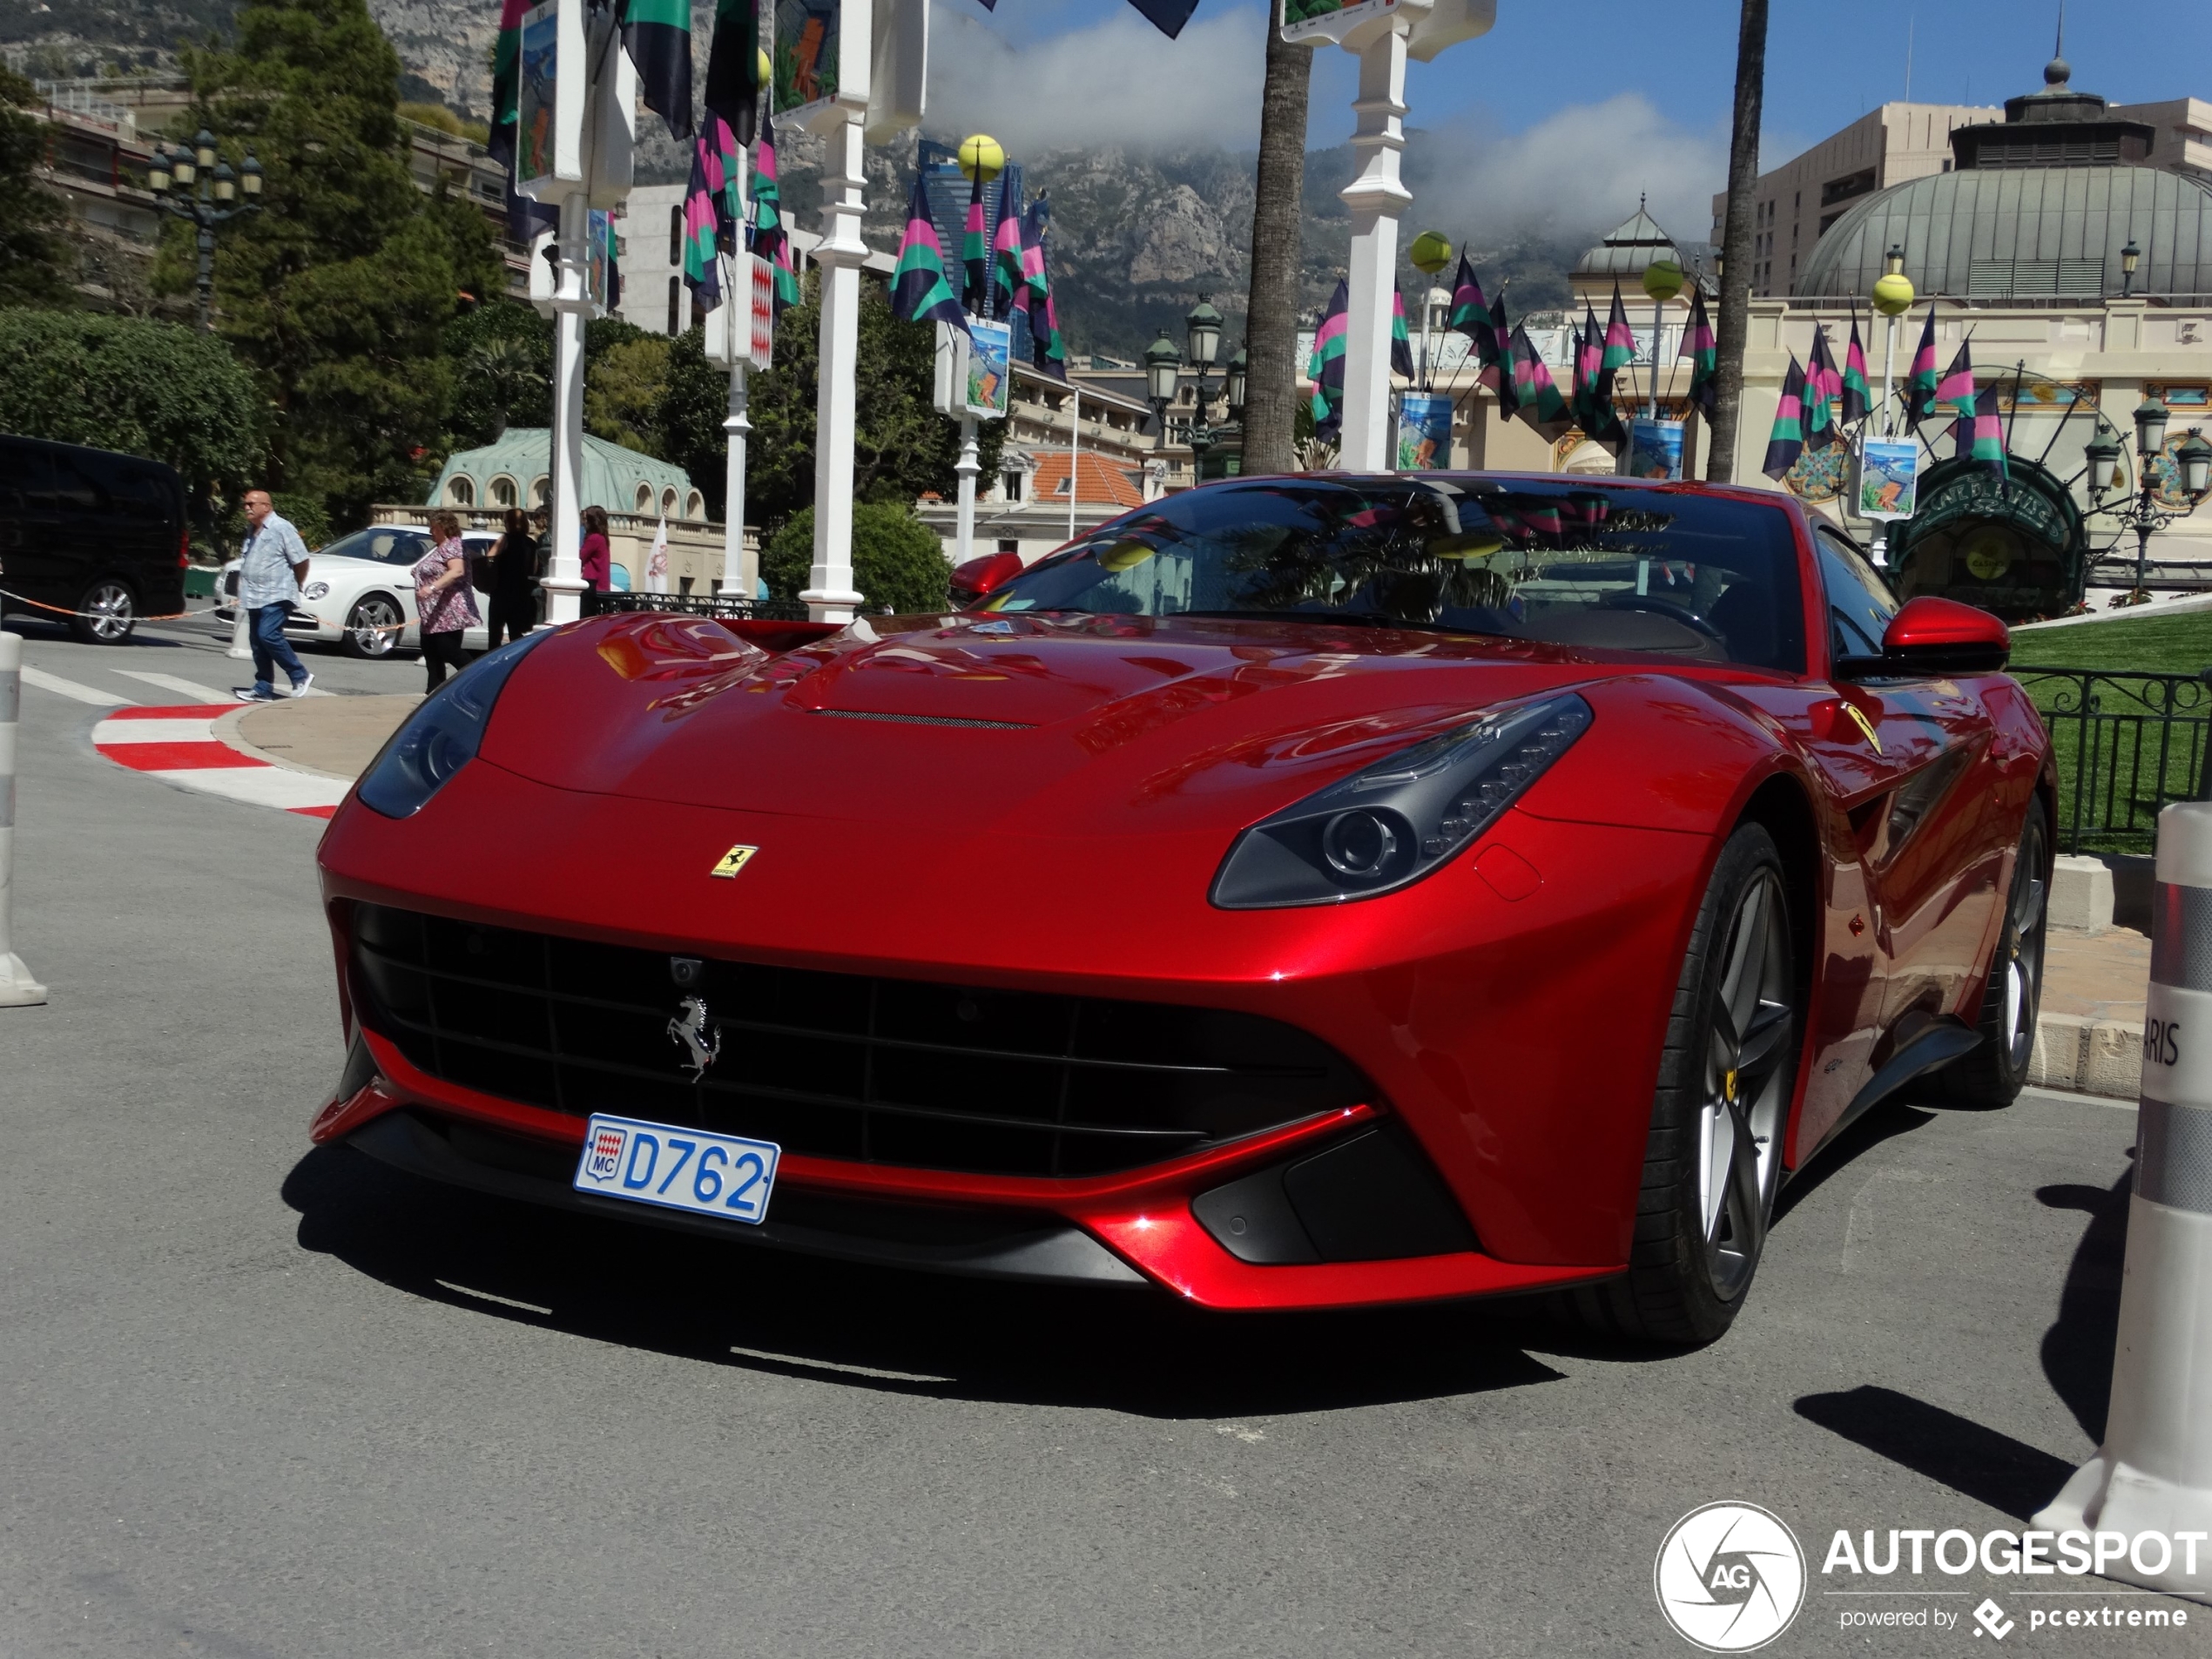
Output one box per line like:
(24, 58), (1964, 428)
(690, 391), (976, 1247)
(347, 902), (1369, 1177)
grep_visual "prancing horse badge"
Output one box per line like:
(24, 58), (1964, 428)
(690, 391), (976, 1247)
(709, 844), (759, 879)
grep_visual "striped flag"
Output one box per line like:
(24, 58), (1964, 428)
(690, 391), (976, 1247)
(1021, 199), (1065, 378)
(682, 139), (723, 314)
(750, 113), (799, 316)
(1307, 279), (1348, 441)
(1575, 306), (1623, 447)
(891, 172), (966, 331)
(620, 0), (693, 142)
(1805, 327), (1843, 450)
(991, 173), (1024, 324)
(1936, 341), (1977, 435)
(1602, 284), (1636, 388)
(1763, 355), (1807, 479)
(487, 0), (556, 241)
(702, 0), (760, 145)
(1904, 310), (1940, 426)
(1507, 324), (1571, 442)
(1841, 320), (1871, 427)
(961, 176), (988, 318)
(1959, 383), (2009, 479)
(1680, 287), (1717, 421)
(1446, 255), (1503, 391)
(1392, 289), (1416, 381)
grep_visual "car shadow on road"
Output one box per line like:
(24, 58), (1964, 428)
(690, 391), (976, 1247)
(281, 1144), (1569, 1417)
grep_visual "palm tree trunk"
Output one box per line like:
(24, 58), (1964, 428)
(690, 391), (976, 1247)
(1705, 0), (1767, 483)
(1240, 23), (1310, 477)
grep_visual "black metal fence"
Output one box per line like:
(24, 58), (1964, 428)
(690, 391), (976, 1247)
(582, 590), (810, 622)
(2009, 664), (2212, 854)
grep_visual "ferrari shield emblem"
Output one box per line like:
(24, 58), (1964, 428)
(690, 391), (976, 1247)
(583, 1124), (626, 1183)
(1842, 703), (1883, 754)
(709, 844), (759, 880)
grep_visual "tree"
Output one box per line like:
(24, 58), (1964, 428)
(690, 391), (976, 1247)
(0, 309), (265, 538)
(444, 300), (552, 444)
(1705, 0), (1767, 483)
(659, 272), (1001, 532)
(585, 331), (670, 456)
(167, 0), (506, 529)
(762, 504), (949, 614)
(1241, 26), (1311, 476)
(0, 68), (72, 309)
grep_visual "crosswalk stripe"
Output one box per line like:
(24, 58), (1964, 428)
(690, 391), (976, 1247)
(20, 665), (136, 706)
(116, 669), (234, 702)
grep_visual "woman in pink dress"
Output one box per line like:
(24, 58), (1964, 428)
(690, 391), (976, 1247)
(412, 511), (482, 691)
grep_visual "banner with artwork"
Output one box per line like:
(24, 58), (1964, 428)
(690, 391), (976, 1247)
(773, 0), (839, 124)
(966, 320), (1012, 420)
(1624, 417), (1684, 481)
(1396, 393), (1453, 470)
(1857, 439), (1919, 520)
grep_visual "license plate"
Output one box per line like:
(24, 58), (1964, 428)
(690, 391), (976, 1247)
(572, 1113), (779, 1224)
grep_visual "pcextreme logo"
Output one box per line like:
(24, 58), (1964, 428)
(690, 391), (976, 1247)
(1656, 1502), (1808, 1652)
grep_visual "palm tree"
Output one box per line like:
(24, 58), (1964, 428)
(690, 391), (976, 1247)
(1704, 0), (1767, 482)
(1240, 23), (1311, 477)
(466, 335), (547, 441)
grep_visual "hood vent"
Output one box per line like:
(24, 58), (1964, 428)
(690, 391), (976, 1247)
(813, 709), (1034, 730)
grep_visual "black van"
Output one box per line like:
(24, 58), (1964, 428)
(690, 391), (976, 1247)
(0, 435), (190, 644)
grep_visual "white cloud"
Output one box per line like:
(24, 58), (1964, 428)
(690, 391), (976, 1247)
(1407, 92), (1730, 250)
(922, 0), (1268, 154)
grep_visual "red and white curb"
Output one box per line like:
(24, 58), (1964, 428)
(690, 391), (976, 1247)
(91, 704), (351, 819)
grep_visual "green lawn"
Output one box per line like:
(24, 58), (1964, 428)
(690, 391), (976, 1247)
(2006, 609), (2212, 853)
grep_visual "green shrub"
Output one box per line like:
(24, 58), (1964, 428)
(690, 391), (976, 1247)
(763, 503), (950, 615)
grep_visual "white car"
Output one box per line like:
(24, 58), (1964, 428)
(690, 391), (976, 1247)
(215, 524), (522, 658)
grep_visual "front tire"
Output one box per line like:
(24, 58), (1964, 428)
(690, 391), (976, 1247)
(1568, 822), (1801, 1345)
(342, 595), (403, 659)
(1940, 802), (2049, 1106)
(71, 578), (137, 644)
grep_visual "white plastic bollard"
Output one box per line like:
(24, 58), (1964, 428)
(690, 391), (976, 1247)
(2034, 799), (2212, 1599)
(0, 632), (50, 1007)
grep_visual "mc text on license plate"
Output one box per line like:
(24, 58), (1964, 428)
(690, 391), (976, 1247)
(572, 1113), (780, 1224)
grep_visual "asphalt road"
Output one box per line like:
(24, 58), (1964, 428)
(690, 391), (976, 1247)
(0, 614), (2192, 1657)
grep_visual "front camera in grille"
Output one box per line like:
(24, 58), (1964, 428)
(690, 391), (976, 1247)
(346, 902), (1371, 1178)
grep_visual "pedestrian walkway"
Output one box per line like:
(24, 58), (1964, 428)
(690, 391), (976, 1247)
(2033, 926), (2152, 1100)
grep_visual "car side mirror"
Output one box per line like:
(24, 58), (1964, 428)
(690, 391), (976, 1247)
(1837, 595), (2009, 680)
(949, 550), (1026, 610)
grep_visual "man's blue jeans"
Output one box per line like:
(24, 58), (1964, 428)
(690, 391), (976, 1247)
(249, 604), (307, 696)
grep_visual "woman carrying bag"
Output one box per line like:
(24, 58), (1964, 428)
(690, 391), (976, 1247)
(412, 511), (482, 691)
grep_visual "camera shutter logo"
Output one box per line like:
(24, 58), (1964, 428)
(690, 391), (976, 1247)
(1654, 1502), (1806, 1652)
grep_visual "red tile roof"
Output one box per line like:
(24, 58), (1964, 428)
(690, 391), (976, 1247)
(1028, 453), (1146, 510)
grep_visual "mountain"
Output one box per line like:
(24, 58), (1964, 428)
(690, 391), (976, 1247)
(4, 0), (1635, 361)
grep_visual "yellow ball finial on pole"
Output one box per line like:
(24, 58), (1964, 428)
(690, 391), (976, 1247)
(1407, 230), (1453, 276)
(957, 134), (1006, 185)
(1641, 258), (1686, 303)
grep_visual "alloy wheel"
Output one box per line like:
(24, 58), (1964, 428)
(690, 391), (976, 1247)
(82, 580), (135, 643)
(2000, 821), (2048, 1070)
(349, 597), (401, 658)
(1698, 868), (1794, 1299)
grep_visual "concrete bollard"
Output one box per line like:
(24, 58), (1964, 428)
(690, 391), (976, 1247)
(2033, 799), (2212, 1598)
(0, 632), (49, 1008)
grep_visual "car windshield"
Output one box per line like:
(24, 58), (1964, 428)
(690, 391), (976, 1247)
(983, 477), (1807, 673)
(321, 528), (432, 566)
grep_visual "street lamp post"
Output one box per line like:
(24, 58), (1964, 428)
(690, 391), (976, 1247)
(2087, 399), (2212, 604)
(2121, 238), (2141, 301)
(1868, 246), (1917, 570)
(146, 131), (264, 334)
(1146, 329), (1182, 483)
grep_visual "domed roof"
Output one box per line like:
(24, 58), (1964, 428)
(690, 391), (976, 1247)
(1574, 199), (1682, 280)
(428, 428), (698, 515)
(1797, 164), (2212, 300)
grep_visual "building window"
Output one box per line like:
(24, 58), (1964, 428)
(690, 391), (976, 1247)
(667, 275), (680, 337)
(636, 484), (654, 511)
(678, 575), (694, 596)
(669, 206), (682, 266)
(685, 490), (705, 519)
(661, 487), (678, 516)
(490, 475), (518, 508)
(1003, 471), (1023, 501)
(447, 476), (475, 507)
(529, 475), (549, 507)
(997, 539), (1019, 555)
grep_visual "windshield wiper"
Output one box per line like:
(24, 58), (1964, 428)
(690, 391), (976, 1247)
(1177, 608), (1480, 635)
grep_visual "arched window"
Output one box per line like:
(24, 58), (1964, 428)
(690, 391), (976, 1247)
(490, 475), (518, 508)
(447, 476), (475, 507)
(661, 487), (678, 516)
(666, 275), (680, 337)
(635, 483), (654, 512)
(668, 205), (682, 266)
(685, 491), (705, 519)
(529, 475), (549, 507)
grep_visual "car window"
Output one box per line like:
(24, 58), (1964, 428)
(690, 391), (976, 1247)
(320, 528), (432, 566)
(1815, 528), (1897, 664)
(985, 478), (1809, 673)
(51, 455), (111, 516)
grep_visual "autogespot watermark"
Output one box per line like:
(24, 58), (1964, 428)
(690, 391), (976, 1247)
(1657, 1507), (2202, 1647)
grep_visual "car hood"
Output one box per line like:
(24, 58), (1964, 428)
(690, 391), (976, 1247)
(479, 611), (1780, 840)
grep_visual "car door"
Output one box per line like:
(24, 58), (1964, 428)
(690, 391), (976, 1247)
(1806, 526), (2005, 1110)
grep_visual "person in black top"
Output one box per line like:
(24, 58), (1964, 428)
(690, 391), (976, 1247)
(484, 507), (540, 647)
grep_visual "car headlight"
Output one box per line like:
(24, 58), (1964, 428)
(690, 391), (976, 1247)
(1210, 693), (1594, 909)
(357, 631), (548, 819)
(303, 581), (330, 601)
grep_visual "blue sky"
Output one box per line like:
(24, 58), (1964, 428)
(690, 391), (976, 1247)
(924, 0), (2212, 245)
